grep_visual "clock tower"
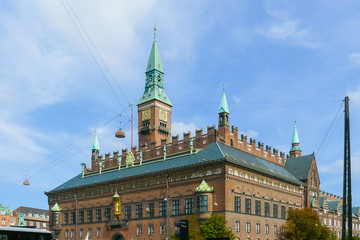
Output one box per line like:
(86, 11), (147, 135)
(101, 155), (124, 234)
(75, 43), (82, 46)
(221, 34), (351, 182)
(137, 28), (172, 148)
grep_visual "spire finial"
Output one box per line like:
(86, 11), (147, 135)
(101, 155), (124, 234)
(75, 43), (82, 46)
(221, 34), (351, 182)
(153, 22), (157, 40)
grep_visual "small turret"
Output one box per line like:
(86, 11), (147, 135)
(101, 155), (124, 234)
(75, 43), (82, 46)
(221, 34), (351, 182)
(92, 131), (100, 161)
(218, 86), (230, 128)
(289, 121), (302, 157)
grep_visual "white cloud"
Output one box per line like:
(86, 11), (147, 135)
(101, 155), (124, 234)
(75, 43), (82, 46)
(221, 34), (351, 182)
(349, 53), (360, 66)
(232, 95), (241, 104)
(241, 129), (259, 139)
(171, 122), (198, 138)
(319, 153), (360, 174)
(257, 9), (319, 48)
(348, 83), (360, 105)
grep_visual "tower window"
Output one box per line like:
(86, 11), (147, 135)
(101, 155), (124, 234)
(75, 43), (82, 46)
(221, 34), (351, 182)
(157, 75), (161, 81)
(226, 115), (228, 122)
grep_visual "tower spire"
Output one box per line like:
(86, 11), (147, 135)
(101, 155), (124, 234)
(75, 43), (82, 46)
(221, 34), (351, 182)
(218, 85), (230, 114)
(290, 121), (302, 157)
(92, 130), (100, 151)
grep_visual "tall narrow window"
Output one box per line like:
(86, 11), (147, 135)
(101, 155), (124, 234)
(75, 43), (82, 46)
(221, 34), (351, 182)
(137, 225), (142, 236)
(172, 200), (181, 215)
(265, 224), (269, 234)
(265, 202), (270, 217)
(256, 223), (260, 234)
(52, 212), (59, 225)
(147, 203), (154, 217)
(235, 221), (240, 232)
(79, 211), (84, 224)
(88, 228), (93, 238)
(125, 206), (131, 219)
(105, 208), (111, 222)
(136, 204), (143, 218)
(70, 229), (74, 239)
(70, 212), (76, 224)
(246, 222), (251, 233)
(159, 201), (167, 216)
(245, 198), (251, 214)
(274, 225), (278, 235)
(160, 224), (166, 235)
(234, 196), (241, 212)
(63, 213), (69, 224)
(197, 195), (208, 212)
(273, 204), (278, 218)
(96, 227), (101, 238)
(87, 210), (93, 223)
(148, 224), (154, 236)
(281, 206), (286, 219)
(95, 209), (101, 222)
(185, 198), (194, 214)
(255, 200), (261, 216)
(80, 228), (84, 238)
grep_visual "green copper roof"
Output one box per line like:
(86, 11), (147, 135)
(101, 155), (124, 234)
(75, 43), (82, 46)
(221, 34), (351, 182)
(285, 154), (313, 182)
(137, 82), (172, 106)
(48, 142), (302, 194)
(218, 86), (229, 114)
(92, 132), (100, 150)
(319, 195), (325, 209)
(146, 33), (163, 73)
(51, 202), (62, 212)
(195, 180), (213, 192)
(327, 200), (339, 212)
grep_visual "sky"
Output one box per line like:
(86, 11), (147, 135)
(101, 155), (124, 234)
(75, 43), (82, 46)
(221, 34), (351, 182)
(0, 0), (359, 210)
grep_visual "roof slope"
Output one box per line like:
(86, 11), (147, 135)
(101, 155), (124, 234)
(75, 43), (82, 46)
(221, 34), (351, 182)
(327, 200), (339, 212)
(319, 195), (326, 209)
(16, 206), (49, 215)
(48, 142), (301, 193)
(285, 154), (313, 181)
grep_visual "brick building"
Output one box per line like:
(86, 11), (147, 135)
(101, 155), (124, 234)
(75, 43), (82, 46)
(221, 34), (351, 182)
(0, 204), (18, 227)
(46, 31), (359, 240)
(15, 206), (49, 230)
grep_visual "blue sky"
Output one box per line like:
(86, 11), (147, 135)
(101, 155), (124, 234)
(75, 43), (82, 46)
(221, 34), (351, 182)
(0, 0), (359, 210)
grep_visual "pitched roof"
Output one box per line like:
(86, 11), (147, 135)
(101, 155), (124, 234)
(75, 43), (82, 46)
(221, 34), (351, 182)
(353, 206), (360, 217)
(195, 180), (213, 192)
(218, 87), (229, 114)
(48, 142), (301, 193)
(15, 206), (49, 216)
(327, 200), (339, 212)
(319, 195), (326, 209)
(285, 154), (313, 182)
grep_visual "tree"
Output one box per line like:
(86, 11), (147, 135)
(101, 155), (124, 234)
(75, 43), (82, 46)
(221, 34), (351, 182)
(200, 214), (235, 240)
(277, 208), (333, 240)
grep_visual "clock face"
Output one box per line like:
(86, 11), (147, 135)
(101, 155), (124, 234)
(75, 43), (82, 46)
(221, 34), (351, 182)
(159, 109), (167, 121)
(142, 109), (151, 121)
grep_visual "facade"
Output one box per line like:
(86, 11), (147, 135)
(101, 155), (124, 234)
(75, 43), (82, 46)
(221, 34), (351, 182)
(15, 206), (49, 230)
(46, 31), (359, 240)
(0, 204), (18, 227)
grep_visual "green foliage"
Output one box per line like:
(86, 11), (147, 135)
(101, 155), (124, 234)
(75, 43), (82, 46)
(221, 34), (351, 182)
(187, 214), (204, 240)
(200, 214), (235, 240)
(277, 208), (333, 240)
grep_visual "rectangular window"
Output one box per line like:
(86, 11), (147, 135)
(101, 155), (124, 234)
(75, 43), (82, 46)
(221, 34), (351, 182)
(97, 227), (101, 238)
(71, 229), (74, 239)
(273, 204), (278, 218)
(70, 212), (76, 224)
(125, 206), (132, 219)
(234, 196), (241, 212)
(245, 198), (251, 214)
(136, 204), (143, 218)
(159, 201), (167, 216)
(105, 208), (111, 222)
(79, 211), (84, 224)
(160, 224), (166, 235)
(65, 230), (69, 239)
(80, 228), (84, 238)
(96, 209), (101, 222)
(137, 225), (142, 236)
(265, 202), (270, 217)
(281, 206), (286, 219)
(87, 210), (93, 223)
(246, 222), (251, 233)
(265, 224), (269, 234)
(52, 212), (59, 225)
(255, 200), (261, 216)
(274, 225), (278, 235)
(197, 195), (208, 212)
(172, 200), (181, 215)
(147, 203), (154, 217)
(88, 228), (93, 238)
(235, 221), (240, 232)
(148, 224), (154, 236)
(63, 213), (69, 224)
(256, 223), (260, 234)
(185, 198), (194, 214)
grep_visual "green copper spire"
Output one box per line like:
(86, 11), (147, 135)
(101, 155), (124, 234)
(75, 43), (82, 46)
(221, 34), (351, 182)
(146, 26), (163, 73)
(138, 27), (172, 106)
(218, 85), (230, 114)
(290, 121), (301, 151)
(92, 131), (100, 151)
